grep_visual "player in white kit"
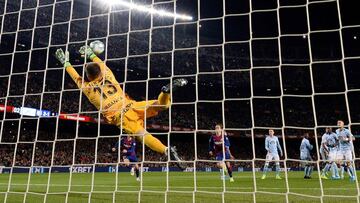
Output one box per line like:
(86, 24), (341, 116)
(336, 120), (356, 182)
(320, 127), (338, 179)
(261, 129), (283, 180)
(300, 133), (313, 179)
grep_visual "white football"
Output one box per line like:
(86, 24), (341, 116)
(89, 40), (105, 55)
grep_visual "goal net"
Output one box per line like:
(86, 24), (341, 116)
(0, 0), (359, 202)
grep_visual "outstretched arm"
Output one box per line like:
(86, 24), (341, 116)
(55, 49), (84, 88)
(66, 67), (83, 88)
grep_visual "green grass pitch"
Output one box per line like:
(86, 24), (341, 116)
(0, 171), (358, 203)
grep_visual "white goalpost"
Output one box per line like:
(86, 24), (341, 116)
(0, 0), (359, 202)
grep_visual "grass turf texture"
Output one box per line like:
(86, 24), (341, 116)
(0, 171), (358, 203)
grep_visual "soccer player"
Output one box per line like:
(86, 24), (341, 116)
(319, 127), (338, 179)
(300, 133), (313, 179)
(55, 46), (187, 165)
(261, 129), (283, 180)
(112, 136), (140, 181)
(336, 120), (356, 182)
(208, 124), (235, 182)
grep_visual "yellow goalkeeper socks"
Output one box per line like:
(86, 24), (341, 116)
(137, 133), (167, 154)
(158, 92), (171, 108)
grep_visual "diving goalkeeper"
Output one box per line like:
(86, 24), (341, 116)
(55, 44), (187, 163)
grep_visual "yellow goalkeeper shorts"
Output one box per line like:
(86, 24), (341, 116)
(108, 100), (159, 134)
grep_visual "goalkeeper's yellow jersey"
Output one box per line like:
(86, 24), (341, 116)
(65, 56), (131, 120)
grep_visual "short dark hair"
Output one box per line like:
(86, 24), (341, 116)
(85, 62), (101, 80)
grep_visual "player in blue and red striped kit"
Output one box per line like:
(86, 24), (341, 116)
(208, 124), (235, 182)
(112, 136), (140, 181)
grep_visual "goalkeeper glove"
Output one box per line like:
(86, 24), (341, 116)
(55, 49), (71, 68)
(79, 45), (97, 61)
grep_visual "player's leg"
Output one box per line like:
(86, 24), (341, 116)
(301, 157), (308, 179)
(337, 152), (344, 179)
(128, 156), (140, 181)
(321, 151), (331, 179)
(300, 154), (308, 178)
(215, 154), (228, 179)
(328, 150), (339, 179)
(225, 161), (234, 182)
(121, 114), (168, 154)
(321, 161), (331, 179)
(340, 161), (345, 179)
(274, 154), (281, 179)
(128, 156), (137, 176)
(135, 78), (189, 118)
(136, 128), (167, 154)
(215, 162), (223, 179)
(320, 150), (330, 178)
(123, 157), (130, 167)
(127, 105), (184, 169)
(134, 163), (140, 181)
(347, 162), (355, 181)
(262, 153), (272, 179)
(339, 155), (345, 179)
(217, 162), (227, 180)
(331, 162), (340, 179)
(131, 128), (184, 169)
(320, 149), (325, 171)
(307, 162), (314, 178)
(330, 151), (341, 179)
(224, 153), (234, 182)
(345, 150), (356, 181)
(151, 92), (171, 112)
(216, 161), (222, 174)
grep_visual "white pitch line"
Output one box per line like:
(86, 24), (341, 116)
(0, 183), (354, 191)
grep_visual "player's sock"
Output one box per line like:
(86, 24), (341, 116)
(344, 165), (350, 176)
(275, 164), (280, 176)
(141, 133), (167, 154)
(304, 166), (308, 177)
(157, 92), (171, 108)
(226, 164), (233, 178)
(135, 167), (140, 178)
(341, 165), (345, 178)
(263, 163), (269, 175)
(221, 163), (228, 175)
(322, 163), (331, 175)
(219, 169), (224, 177)
(307, 166), (313, 177)
(348, 165), (355, 178)
(331, 162), (339, 178)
